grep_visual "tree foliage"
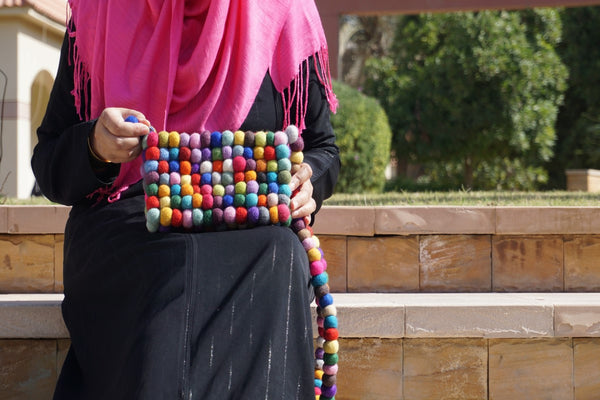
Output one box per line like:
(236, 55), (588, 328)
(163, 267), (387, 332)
(364, 9), (568, 190)
(547, 7), (600, 188)
(330, 81), (392, 193)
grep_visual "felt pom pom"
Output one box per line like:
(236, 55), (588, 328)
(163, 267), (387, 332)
(158, 184), (170, 198)
(235, 181), (247, 194)
(244, 131), (255, 147)
(233, 156), (246, 172)
(243, 147), (253, 159)
(321, 384), (337, 398)
(168, 131), (180, 148)
(324, 316), (338, 329)
(146, 130), (159, 147)
(264, 146), (276, 160)
(324, 328), (339, 341)
(274, 131), (288, 146)
(192, 193), (203, 208)
(256, 159), (267, 173)
(232, 145), (244, 158)
(321, 305), (337, 318)
(314, 379), (323, 389)
(285, 125), (299, 143)
(146, 196), (160, 210)
(246, 180), (259, 194)
(221, 145), (232, 160)
(316, 284), (330, 299)
(257, 194), (267, 207)
(316, 336), (325, 348)
(145, 147), (160, 161)
(323, 353), (338, 366)
(189, 133), (201, 149)
(191, 174), (201, 186)
(200, 161), (213, 174)
(146, 183), (158, 196)
(144, 171), (159, 185)
(245, 158), (257, 172)
(181, 195), (193, 210)
(221, 130), (234, 146)
(275, 144), (290, 160)
(146, 208), (160, 232)
(169, 161), (180, 172)
(158, 131), (169, 147)
(323, 364), (338, 376)
(266, 131), (275, 146)
(224, 206), (236, 225)
(247, 206), (259, 224)
(302, 238), (314, 251)
(200, 130), (211, 148)
(277, 204), (290, 223)
(213, 196), (223, 209)
(159, 148), (170, 161)
(210, 131), (222, 148)
(170, 195), (181, 209)
(308, 247), (322, 262)
(234, 194), (245, 207)
(267, 160), (278, 173)
(267, 193), (279, 207)
(171, 209), (183, 227)
(290, 136), (304, 152)
(192, 209), (203, 226)
(201, 173), (212, 185)
(315, 359), (325, 370)
(223, 194), (234, 208)
(160, 207), (172, 226)
(201, 148), (212, 161)
(234, 172), (245, 183)
(179, 147), (191, 161)
(235, 207), (248, 224)
(277, 158), (292, 171)
(200, 185), (213, 195)
(190, 148), (202, 163)
(269, 206), (279, 224)
(267, 174), (279, 186)
(144, 160), (159, 174)
(212, 172), (222, 185)
(181, 184), (194, 197)
(212, 161), (223, 173)
(312, 272), (328, 287)
(211, 147), (223, 161)
(180, 161), (192, 176)
(202, 194), (213, 210)
(212, 208), (223, 225)
(315, 369), (324, 380)
(245, 193), (258, 208)
(169, 172), (181, 186)
(319, 294), (333, 308)
(203, 209), (213, 225)
(169, 148), (179, 161)
(290, 151), (304, 164)
(255, 131), (267, 147)
(179, 132), (190, 148)
(233, 130), (245, 146)
(212, 184), (225, 197)
(182, 209), (193, 229)
(253, 146), (264, 159)
(323, 340), (339, 355)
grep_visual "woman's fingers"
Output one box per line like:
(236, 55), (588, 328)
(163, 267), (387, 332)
(290, 163), (316, 219)
(90, 108), (150, 163)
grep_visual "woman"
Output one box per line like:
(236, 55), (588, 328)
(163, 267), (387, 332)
(31, 1), (339, 399)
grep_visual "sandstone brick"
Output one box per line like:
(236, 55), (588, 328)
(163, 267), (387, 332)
(0, 339), (57, 400)
(403, 338), (487, 400)
(492, 236), (563, 292)
(565, 236), (600, 291)
(489, 338), (573, 399)
(420, 235), (491, 292)
(348, 236), (419, 292)
(0, 235), (55, 293)
(317, 235), (347, 292)
(0, 207), (7, 233)
(7, 206), (69, 234)
(496, 207), (600, 234)
(54, 235), (64, 293)
(574, 338), (600, 399)
(313, 206), (375, 236)
(337, 338), (403, 400)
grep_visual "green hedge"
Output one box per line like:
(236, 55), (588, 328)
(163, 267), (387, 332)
(330, 81), (392, 193)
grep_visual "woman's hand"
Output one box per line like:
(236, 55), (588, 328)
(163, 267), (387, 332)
(289, 163), (316, 222)
(89, 107), (150, 163)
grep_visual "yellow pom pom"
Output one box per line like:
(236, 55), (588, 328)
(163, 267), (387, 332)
(254, 146), (264, 159)
(192, 193), (203, 208)
(158, 131), (169, 147)
(181, 175), (192, 186)
(181, 184), (194, 197)
(323, 340), (339, 354)
(168, 131), (180, 147)
(315, 370), (324, 380)
(255, 131), (267, 147)
(267, 160), (278, 172)
(213, 184), (225, 197)
(245, 170), (257, 182)
(159, 196), (171, 209)
(290, 151), (304, 164)
(160, 207), (173, 226)
(235, 181), (247, 195)
(269, 206), (279, 224)
(308, 247), (321, 262)
(312, 234), (320, 249)
(234, 130), (245, 146)
(158, 184), (170, 198)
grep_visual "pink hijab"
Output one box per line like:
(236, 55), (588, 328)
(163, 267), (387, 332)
(67, 0), (337, 202)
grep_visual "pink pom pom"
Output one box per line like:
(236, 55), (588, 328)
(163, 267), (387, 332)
(277, 204), (290, 223)
(323, 364), (338, 375)
(310, 260), (326, 276)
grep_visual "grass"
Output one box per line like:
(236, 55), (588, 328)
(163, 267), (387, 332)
(325, 190), (600, 206)
(2, 190), (599, 207)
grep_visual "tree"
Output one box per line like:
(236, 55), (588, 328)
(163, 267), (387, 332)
(547, 6), (600, 188)
(364, 9), (568, 190)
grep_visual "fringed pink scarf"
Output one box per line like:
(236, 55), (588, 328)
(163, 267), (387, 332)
(67, 0), (337, 202)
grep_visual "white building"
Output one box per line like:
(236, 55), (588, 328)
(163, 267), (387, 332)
(0, 0), (65, 198)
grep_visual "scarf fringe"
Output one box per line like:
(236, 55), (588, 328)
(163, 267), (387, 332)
(67, 11), (91, 121)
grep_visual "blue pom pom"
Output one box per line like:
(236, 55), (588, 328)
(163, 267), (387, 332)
(243, 147), (254, 159)
(267, 172), (278, 183)
(314, 379), (323, 388)
(268, 182), (279, 194)
(144, 160), (158, 173)
(324, 315), (338, 329)
(278, 184), (291, 197)
(201, 173), (212, 185)
(210, 131), (222, 148)
(247, 206), (260, 224)
(124, 115), (139, 123)
(223, 195), (234, 208)
(232, 145), (244, 157)
(318, 293), (333, 308)
(171, 184), (181, 196)
(159, 148), (170, 161)
(169, 148), (179, 161)
(275, 144), (290, 160)
(192, 209), (203, 226)
(169, 161), (180, 172)
(245, 193), (258, 207)
(181, 195), (193, 210)
(312, 272), (328, 287)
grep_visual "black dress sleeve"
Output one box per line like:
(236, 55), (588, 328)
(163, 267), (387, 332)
(31, 33), (119, 206)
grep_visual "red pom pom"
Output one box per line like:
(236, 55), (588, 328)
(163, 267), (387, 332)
(180, 161), (191, 175)
(318, 327), (325, 337)
(235, 207), (248, 224)
(202, 194), (214, 210)
(158, 161), (169, 174)
(145, 147), (160, 161)
(193, 184), (201, 194)
(200, 185), (213, 195)
(264, 146), (276, 160)
(146, 196), (159, 209)
(146, 131), (159, 147)
(179, 147), (191, 161)
(314, 387), (322, 396)
(324, 328), (339, 341)
(234, 172), (245, 183)
(171, 209), (183, 227)
(233, 156), (246, 172)
(191, 174), (201, 185)
(278, 204), (290, 223)
(213, 160), (223, 173)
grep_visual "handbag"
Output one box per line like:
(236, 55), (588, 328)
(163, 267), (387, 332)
(139, 121), (339, 400)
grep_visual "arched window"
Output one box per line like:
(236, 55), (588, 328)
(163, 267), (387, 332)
(30, 70), (54, 156)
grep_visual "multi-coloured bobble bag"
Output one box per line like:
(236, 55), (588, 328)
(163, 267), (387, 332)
(136, 116), (339, 400)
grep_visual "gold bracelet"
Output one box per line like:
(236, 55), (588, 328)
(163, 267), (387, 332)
(87, 134), (113, 164)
